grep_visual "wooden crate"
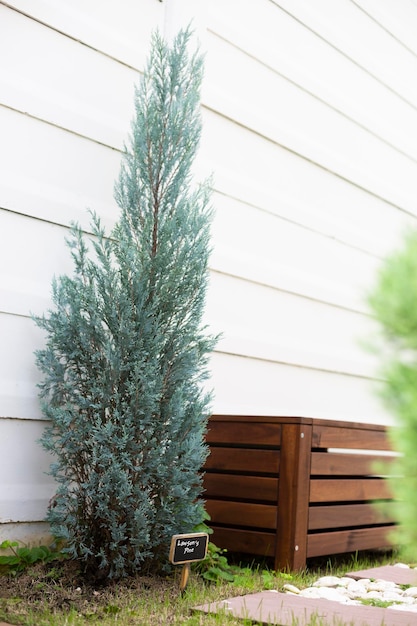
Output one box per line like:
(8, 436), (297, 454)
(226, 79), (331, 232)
(203, 416), (397, 570)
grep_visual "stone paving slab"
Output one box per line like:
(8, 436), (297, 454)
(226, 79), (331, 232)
(194, 566), (417, 625)
(194, 590), (417, 625)
(345, 565), (417, 586)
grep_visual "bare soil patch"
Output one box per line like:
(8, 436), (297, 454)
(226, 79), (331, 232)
(0, 559), (176, 624)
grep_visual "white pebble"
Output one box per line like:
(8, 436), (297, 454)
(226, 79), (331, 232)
(313, 576), (343, 588)
(404, 587), (417, 598)
(396, 596), (416, 605)
(394, 563), (410, 569)
(348, 578), (371, 589)
(381, 591), (407, 603)
(299, 587), (322, 599)
(283, 583), (300, 594)
(346, 580), (370, 598)
(367, 580), (397, 592)
(296, 566), (417, 612)
(388, 603), (417, 612)
(315, 587), (350, 602)
(361, 591), (384, 600)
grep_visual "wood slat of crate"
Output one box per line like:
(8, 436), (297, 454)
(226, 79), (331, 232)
(307, 526), (393, 558)
(308, 502), (397, 530)
(310, 478), (392, 502)
(210, 526), (276, 557)
(206, 419), (282, 446)
(204, 447), (279, 474)
(311, 451), (394, 475)
(312, 421), (391, 450)
(203, 473), (278, 502)
(205, 500), (277, 529)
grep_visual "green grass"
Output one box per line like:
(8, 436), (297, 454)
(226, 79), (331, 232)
(360, 598), (397, 608)
(0, 550), (401, 626)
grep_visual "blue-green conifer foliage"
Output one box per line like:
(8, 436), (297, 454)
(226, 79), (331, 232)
(34, 29), (216, 579)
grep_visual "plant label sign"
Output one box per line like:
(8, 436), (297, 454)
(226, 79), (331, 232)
(169, 532), (208, 565)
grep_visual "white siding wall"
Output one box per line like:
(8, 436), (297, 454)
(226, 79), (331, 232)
(1, 0), (417, 541)
(201, 0), (417, 419)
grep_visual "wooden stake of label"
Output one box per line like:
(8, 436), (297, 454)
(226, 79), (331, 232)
(180, 562), (190, 594)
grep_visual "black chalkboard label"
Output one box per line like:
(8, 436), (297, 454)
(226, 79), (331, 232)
(169, 532), (209, 564)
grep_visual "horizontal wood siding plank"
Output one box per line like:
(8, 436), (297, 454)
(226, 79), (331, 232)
(207, 0), (417, 162)
(276, 0), (417, 106)
(210, 526), (276, 558)
(203, 473), (278, 503)
(205, 500), (277, 530)
(307, 526), (394, 558)
(206, 272), (382, 381)
(1, 6), (138, 151)
(312, 424), (391, 450)
(356, 0), (417, 57)
(5, 0), (164, 71)
(210, 192), (380, 315)
(204, 448), (279, 474)
(209, 352), (391, 423)
(202, 98), (415, 258)
(0, 315), (45, 420)
(308, 502), (397, 531)
(310, 478), (392, 503)
(204, 31), (417, 214)
(1, 212), (74, 319)
(0, 419), (54, 521)
(0, 107), (120, 232)
(206, 421), (281, 446)
(310, 452), (394, 476)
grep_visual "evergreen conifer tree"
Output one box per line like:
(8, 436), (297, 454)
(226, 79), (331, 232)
(368, 230), (417, 560)
(34, 28), (216, 579)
